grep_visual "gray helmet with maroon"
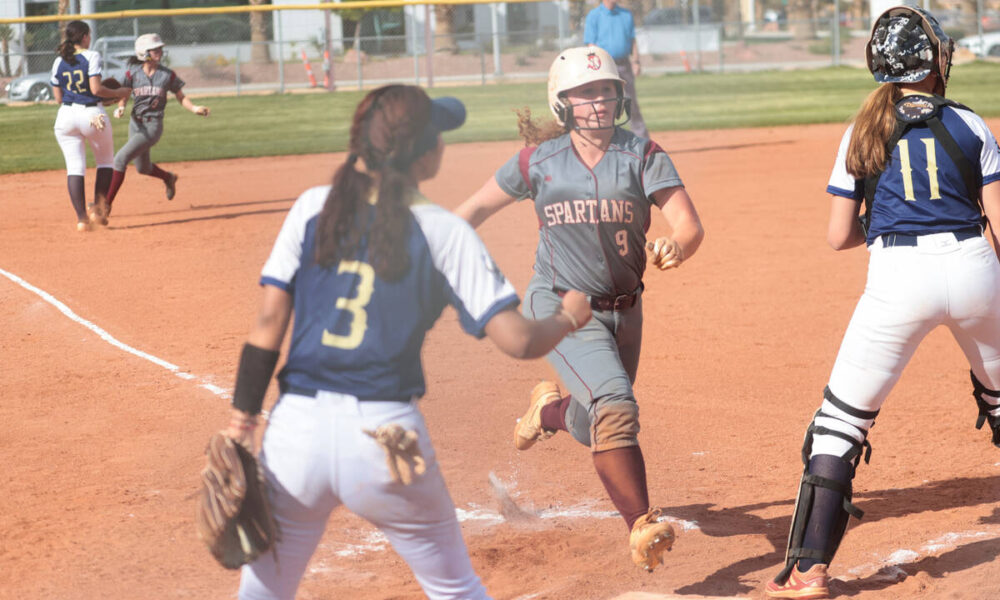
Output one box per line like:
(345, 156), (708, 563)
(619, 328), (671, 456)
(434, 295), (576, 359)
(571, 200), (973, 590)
(866, 5), (953, 87)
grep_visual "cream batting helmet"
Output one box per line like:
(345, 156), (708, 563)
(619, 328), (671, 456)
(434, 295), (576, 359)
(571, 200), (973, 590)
(547, 45), (628, 128)
(135, 33), (165, 61)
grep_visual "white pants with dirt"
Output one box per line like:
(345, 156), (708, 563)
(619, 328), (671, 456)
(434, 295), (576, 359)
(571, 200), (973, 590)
(238, 390), (490, 600)
(813, 232), (1000, 457)
(53, 103), (113, 176)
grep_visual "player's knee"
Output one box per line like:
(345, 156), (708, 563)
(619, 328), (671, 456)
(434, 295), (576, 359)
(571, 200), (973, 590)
(971, 371), (1000, 448)
(806, 386), (876, 464)
(591, 401), (639, 452)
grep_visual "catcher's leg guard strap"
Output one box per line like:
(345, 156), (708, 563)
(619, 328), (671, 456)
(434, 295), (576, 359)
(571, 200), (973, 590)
(777, 388), (873, 584)
(971, 371), (1000, 447)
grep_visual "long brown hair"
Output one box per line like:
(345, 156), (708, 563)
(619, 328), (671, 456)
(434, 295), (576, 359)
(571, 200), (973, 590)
(314, 85), (432, 281)
(515, 107), (568, 146)
(58, 21), (89, 64)
(845, 83), (903, 179)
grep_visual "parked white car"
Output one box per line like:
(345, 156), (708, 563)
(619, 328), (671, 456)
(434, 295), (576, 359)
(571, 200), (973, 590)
(957, 31), (1000, 57)
(4, 36), (132, 102)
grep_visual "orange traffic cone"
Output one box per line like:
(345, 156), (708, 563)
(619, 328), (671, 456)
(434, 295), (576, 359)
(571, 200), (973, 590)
(300, 49), (318, 87)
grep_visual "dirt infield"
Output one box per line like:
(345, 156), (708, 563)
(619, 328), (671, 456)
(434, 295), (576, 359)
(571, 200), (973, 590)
(3, 123), (1000, 600)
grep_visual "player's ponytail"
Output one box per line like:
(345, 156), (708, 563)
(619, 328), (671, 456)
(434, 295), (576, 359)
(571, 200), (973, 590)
(516, 107), (568, 146)
(58, 20), (90, 64)
(315, 85), (430, 281)
(845, 83), (902, 179)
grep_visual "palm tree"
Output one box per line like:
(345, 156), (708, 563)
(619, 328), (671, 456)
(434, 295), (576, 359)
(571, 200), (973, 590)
(249, 0), (272, 64)
(788, 0), (817, 40)
(0, 24), (13, 77)
(433, 5), (458, 54)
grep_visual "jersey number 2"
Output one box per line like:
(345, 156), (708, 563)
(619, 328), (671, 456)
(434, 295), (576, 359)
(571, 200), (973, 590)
(61, 69), (86, 94)
(898, 138), (942, 201)
(321, 260), (375, 350)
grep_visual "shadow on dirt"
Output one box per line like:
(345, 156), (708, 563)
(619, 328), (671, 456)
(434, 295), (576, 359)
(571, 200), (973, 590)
(668, 474), (1000, 597)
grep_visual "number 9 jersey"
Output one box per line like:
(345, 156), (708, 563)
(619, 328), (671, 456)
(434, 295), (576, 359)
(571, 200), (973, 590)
(827, 101), (1000, 243)
(260, 186), (519, 401)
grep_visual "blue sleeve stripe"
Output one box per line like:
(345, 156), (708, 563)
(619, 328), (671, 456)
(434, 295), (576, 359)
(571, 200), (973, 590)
(458, 293), (521, 339)
(827, 184), (861, 200)
(983, 172), (1000, 186)
(260, 276), (291, 291)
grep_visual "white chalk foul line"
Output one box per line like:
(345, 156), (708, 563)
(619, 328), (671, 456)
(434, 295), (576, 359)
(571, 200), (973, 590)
(1, 267), (230, 399)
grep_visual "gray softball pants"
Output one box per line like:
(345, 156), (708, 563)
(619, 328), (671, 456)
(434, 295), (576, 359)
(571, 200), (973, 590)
(113, 117), (163, 174)
(523, 277), (643, 450)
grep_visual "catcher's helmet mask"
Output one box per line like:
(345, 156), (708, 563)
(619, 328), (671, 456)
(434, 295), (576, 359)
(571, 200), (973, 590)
(549, 46), (631, 131)
(866, 6), (954, 88)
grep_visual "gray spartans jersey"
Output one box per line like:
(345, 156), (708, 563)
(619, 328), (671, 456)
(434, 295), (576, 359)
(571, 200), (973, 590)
(123, 64), (184, 121)
(496, 129), (683, 297)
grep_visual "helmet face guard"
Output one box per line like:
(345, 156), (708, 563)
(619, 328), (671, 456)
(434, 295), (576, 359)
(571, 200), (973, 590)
(866, 6), (954, 87)
(548, 46), (631, 130)
(560, 84), (632, 131)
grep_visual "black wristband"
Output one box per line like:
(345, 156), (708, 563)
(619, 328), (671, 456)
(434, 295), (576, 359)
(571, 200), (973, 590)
(232, 343), (280, 415)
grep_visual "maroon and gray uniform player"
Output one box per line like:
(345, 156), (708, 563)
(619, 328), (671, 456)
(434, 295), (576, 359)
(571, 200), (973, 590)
(456, 46), (705, 572)
(102, 33), (209, 218)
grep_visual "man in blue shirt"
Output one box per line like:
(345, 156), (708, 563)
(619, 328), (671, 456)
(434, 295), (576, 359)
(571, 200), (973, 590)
(584, 0), (647, 138)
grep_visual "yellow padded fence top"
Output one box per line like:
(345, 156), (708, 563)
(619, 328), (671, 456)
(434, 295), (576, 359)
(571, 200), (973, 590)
(1, 0), (579, 25)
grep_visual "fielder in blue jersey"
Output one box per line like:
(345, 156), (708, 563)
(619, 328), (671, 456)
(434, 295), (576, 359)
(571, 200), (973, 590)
(456, 46), (705, 572)
(49, 20), (130, 231)
(218, 85), (591, 600)
(766, 7), (1000, 599)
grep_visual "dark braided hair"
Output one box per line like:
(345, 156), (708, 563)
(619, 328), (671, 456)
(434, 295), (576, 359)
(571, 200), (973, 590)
(58, 21), (90, 64)
(314, 85), (434, 281)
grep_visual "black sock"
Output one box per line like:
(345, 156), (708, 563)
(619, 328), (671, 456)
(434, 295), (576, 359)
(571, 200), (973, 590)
(68, 175), (87, 221)
(798, 454), (852, 571)
(94, 167), (113, 205)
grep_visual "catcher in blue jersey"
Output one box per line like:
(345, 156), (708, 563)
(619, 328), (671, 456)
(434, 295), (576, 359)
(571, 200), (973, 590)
(455, 45), (705, 572)
(765, 7), (1000, 599)
(218, 85), (591, 600)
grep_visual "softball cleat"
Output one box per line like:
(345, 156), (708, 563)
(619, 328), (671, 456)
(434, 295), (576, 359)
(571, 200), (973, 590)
(514, 381), (561, 450)
(86, 201), (108, 227)
(764, 563), (830, 599)
(76, 220), (92, 232)
(629, 507), (676, 573)
(165, 172), (178, 200)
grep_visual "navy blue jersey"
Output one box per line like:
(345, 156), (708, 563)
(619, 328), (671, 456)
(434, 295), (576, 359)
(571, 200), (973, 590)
(828, 101), (1000, 243)
(49, 49), (103, 105)
(261, 186), (519, 401)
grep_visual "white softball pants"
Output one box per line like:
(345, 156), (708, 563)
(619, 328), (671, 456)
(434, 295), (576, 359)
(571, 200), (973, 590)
(53, 104), (114, 176)
(238, 390), (490, 600)
(812, 232), (1000, 457)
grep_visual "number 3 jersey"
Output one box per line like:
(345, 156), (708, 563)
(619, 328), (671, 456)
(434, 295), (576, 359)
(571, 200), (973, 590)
(494, 128), (683, 298)
(827, 104), (1000, 243)
(260, 186), (519, 401)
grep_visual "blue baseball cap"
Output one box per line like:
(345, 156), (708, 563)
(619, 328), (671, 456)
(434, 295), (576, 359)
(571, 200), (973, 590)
(429, 96), (466, 132)
(411, 97), (465, 158)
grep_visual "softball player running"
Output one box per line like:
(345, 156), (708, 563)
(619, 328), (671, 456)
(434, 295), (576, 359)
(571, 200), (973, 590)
(102, 33), (209, 219)
(765, 7), (1000, 599)
(223, 85), (591, 600)
(455, 46), (705, 572)
(50, 20), (130, 231)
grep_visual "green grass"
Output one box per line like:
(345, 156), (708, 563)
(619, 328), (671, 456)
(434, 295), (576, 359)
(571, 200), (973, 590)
(5, 62), (1000, 174)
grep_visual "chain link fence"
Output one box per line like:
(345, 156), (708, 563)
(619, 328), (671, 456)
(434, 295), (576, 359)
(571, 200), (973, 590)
(3, 0), (1000, 102)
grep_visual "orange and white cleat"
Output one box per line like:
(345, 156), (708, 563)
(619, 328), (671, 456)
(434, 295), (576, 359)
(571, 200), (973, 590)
(629, 507), (676, 572)
(513, 381), (561, 450)
(764, 563), (830, 599)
